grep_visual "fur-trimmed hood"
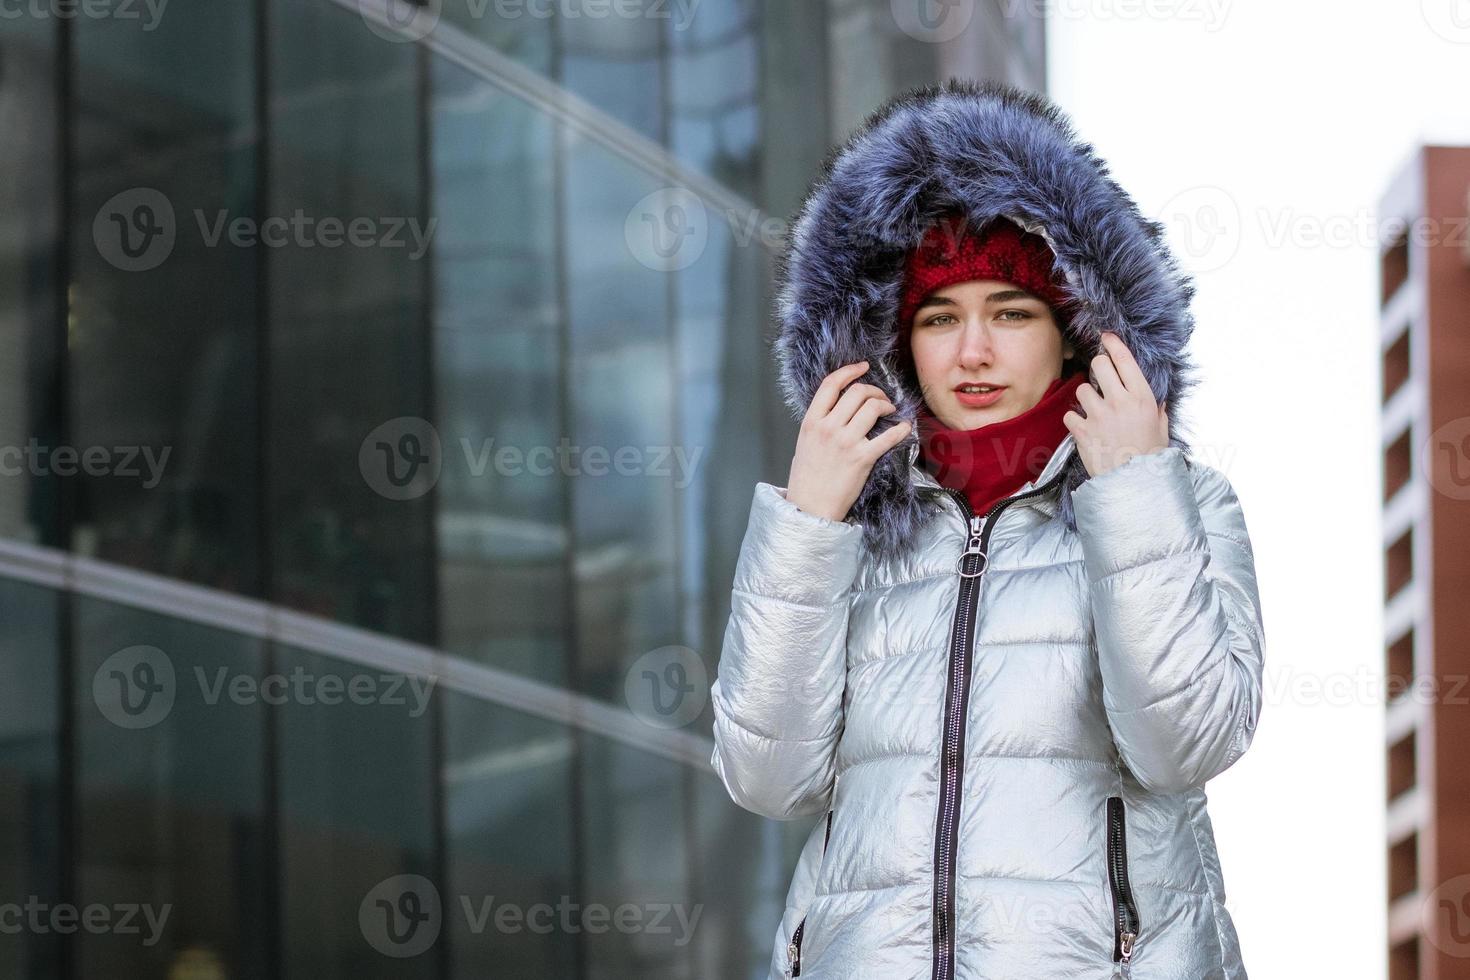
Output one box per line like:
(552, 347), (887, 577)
(772, 78), (1201, 563)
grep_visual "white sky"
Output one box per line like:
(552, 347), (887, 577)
(1049, 4), (1470, 977)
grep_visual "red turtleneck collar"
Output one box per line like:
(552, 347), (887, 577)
(916, 370), (1088, 517)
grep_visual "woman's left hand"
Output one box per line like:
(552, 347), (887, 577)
(1062, 331), (1171, 478)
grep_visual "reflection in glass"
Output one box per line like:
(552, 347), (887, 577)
(268, 0), (433, 642)
(431, 57), (570, 688)
(444, 691), (576, 977)
(70, 0), (261, 591)
(74, 596), (269, 979)
(277, 647), (437, 980)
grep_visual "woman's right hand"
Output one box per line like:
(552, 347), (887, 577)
(785, 360), (911, 523)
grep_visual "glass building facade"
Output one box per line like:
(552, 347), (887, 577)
(0, 1), (1044, 976)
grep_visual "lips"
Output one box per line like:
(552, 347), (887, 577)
(954, 384), (1006, 408)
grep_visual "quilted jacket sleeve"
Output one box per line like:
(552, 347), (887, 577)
(709, 482), (864, 821)
(1071, 446), (1266, 795)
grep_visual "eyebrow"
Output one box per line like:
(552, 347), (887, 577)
(915, 288), (1043, 311)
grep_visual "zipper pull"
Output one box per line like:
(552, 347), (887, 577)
(1119, 930), (1136, 963)
(787, 938), (801, 975)
(955, 515), (987, 578)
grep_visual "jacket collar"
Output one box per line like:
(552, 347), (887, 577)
(909, 432), (1076, 518)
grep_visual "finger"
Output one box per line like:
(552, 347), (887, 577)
(863, 418), (912, 460)
(832, 384), (891, 427)
(808, 361), (870, 420)
(1062, 409), (1084, 433)
(1103, 331), (1159, 402)
(1075, 382), (1101, 414)
(1090, 345), (1126, 400)
(846, 393), (896, 436)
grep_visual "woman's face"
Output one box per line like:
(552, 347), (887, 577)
(908, 278), (1075, 429)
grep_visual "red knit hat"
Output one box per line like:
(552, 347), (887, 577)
(896, 212), (1072, 331)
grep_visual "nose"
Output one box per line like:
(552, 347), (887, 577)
(956, 316), (994, 370)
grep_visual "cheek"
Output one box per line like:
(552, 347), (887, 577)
(909, 334), (943, 381)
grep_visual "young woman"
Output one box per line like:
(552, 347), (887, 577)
(709, 80), (1265, 979)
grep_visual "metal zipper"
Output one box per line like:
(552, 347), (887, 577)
(929, 471), (1068, 980)
(1106, 796), (1141, 966)
(787, 809), (836, 977)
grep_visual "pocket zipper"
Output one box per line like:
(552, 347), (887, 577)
(787, 809), (835, 977)
(1106, 796), (1141, 966)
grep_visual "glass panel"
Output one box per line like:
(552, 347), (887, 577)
(557, 3), (663, 144)
(70, 0), (261, 590)
(441, 0), (553, 74)
(430, 58), (570, 687)
(579, 737), (693, 978)
(0, 579), (61, 978)
(564, 133), (678, 703)
(690, 770), (801, 980)
(75, 597), (269, 979)
(276, 648), (437, 979)
(668, 0), (760, 203)
(0, 16), (60, 549)
(444, 691), (575, 977)
(268, 0), (433, 641)
(671, 210), (767, 684)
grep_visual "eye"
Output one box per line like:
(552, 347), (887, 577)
(998, 309), (1033, 322)
(921, 313), (958, 326)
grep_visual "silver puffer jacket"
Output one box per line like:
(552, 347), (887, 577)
(708, 81), (1267, 980)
